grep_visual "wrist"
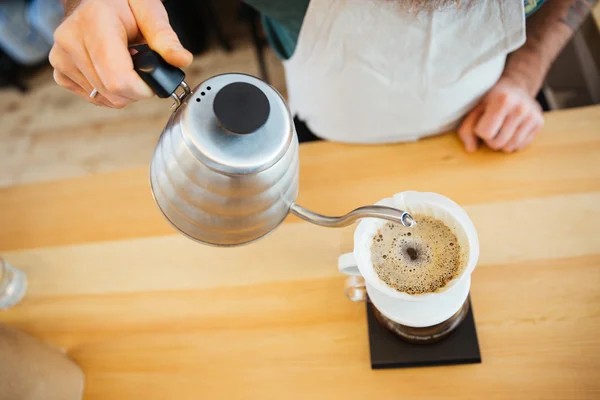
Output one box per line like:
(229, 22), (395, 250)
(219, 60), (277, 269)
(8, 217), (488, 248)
(501, 47), (547, 97)
(500, 69), (542, 97)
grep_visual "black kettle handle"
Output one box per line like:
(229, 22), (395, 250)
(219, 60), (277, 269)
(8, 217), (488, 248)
(131, 44), (186, 98)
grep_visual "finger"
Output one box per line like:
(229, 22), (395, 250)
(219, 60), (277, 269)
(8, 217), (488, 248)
(50, 46), (96, 97)
(505, 130), (535, 153)
(474, 94), (512, 141)
(84, 15), (154, 100)
(458, 104), (484, 153)
(130, 0), (193, 68)
(55, 42), (134, 108)
(53, 70), (114, 108)
(77, 45), (137, 109)
(487, 104), (527, 150)
(53, 68), (89, 98)
(520, 131), (536, 150)
(502, 116), (539, 153)
(53, 20), (134, 108)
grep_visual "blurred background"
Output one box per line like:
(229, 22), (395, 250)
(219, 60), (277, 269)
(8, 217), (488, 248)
(0, 0), (598, 188)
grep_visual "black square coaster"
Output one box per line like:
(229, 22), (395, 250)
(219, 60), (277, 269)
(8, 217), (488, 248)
(366, 299), (481, 369)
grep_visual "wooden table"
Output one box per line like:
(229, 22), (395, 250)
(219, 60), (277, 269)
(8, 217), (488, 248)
(1, 106), (600, 399)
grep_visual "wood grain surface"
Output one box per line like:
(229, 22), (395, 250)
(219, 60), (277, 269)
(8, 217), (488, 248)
(1, 106), (599, 251)
(1, 106), (599, 399)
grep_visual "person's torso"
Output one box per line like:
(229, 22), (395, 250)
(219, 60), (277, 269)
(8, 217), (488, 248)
(248, 0), (528, 143)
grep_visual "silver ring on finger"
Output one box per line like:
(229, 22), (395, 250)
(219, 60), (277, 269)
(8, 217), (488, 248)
(89, 88), (99, 98)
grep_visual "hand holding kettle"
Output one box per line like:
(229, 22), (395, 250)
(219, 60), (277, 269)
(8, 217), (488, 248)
(50, 0), (192, 108)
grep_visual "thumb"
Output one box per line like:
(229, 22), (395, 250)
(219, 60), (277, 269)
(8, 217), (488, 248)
(129, 0), (193, 67)
(458, 104), (484, 153)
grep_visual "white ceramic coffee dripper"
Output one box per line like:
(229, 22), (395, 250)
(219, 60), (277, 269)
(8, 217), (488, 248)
(338, 191), (479, 328)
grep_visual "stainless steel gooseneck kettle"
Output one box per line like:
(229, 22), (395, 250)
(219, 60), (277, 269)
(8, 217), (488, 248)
(131, 45), (414, 246)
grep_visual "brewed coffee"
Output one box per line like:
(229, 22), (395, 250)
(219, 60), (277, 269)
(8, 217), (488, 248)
(371, 214), (467, 295)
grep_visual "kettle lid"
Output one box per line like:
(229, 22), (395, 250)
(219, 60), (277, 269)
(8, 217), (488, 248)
(178, 74), (294, 175)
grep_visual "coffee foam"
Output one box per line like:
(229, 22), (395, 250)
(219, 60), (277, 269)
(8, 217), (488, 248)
(371, 214), (467, 295)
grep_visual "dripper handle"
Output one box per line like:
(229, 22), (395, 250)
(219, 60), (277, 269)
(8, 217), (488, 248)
(131, 44), (186, 99)
(289, 203), (415, 228)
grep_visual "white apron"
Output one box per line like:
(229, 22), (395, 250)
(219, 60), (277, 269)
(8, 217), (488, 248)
(284, 0), (526, 143)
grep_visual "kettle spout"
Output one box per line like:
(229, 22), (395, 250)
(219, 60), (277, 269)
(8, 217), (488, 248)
(289, 203), (415, 228)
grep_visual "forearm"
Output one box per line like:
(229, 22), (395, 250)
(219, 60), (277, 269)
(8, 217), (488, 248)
(502, 0), (598, 96)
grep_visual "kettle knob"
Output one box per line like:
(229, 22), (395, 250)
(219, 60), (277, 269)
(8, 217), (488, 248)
(213, 82), (271, 134)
